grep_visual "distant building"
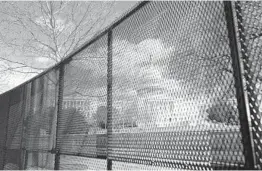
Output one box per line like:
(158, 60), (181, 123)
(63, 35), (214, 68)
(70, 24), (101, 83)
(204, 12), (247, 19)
(62, 96), (91, 118)
(137, 97), (206, 128)
(62, 95), (107, 120)
(110, 62), (207, 129)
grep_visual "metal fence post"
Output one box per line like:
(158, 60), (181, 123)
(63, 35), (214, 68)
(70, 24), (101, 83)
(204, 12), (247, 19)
(20, 86), (27, 169)
(223, 1), (255, 169)
(106, 30), (113, 170)
(54, 65), (65, 170)
(234, 1), (262, 169)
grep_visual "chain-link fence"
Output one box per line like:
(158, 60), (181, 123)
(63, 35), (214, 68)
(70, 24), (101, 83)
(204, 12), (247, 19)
(0, 1), (261, 170)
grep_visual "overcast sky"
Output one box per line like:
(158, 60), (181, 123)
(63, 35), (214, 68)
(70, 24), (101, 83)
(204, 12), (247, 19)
(0, 1), (138, 94)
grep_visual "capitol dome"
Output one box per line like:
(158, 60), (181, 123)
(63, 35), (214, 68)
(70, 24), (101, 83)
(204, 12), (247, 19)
(136, 65), (180, 98)
(136, 66), (163, 96)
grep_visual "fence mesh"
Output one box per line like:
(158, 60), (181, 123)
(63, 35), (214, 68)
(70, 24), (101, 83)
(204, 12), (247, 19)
(235, 1), (262, 169)
(59, 155), (107, 170)
(57, 35), (108, 168)
(0, 1), (261, 170)
(24, 70), (59, 151)
(3, 87), (25, 170)
(25, 152), (54, 170)
(4, 149), (22, 170)
(6, 87), (24, 151)
(22, 70), (59, 169)
(0, 93), (10, 169)
(109, 1), (244, 170)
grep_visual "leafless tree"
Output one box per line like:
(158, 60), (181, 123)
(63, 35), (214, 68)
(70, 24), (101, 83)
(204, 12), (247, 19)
(0, 1), (117, 93)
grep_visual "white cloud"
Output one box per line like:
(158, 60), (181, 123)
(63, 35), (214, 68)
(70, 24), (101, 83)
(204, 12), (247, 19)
(35, 56), (51, 63)
(0, 60), (39, 93)
(34, 56), (55, 68)
(111, 38), (174, 90)
(0, 71), (36, 94)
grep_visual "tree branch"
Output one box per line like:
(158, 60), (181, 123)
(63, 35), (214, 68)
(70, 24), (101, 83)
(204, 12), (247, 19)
(0, 57), (46, 70)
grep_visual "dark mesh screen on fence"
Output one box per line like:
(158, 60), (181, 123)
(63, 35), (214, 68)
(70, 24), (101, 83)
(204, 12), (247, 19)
(4, 149), (22, 170)
(1, 1), (262, 170)
(0, 93), (10, 169)
(235, 1), (262, 169)
(6, 87), (24, 150)
(0, 149), (4, 170)
(22, 70), (59, 169)
(3, 87), (25, 170)
(25, 151), (54, 170)
(24, 70), (59, 152)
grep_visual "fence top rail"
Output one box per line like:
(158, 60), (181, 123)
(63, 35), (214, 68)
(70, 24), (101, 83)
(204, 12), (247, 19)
(0, 1), (149, 96)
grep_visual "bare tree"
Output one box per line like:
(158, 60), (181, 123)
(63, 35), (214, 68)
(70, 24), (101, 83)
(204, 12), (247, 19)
(0, 1), (117, 93)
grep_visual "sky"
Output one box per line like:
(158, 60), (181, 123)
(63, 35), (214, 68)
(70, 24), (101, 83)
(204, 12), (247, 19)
(0, 1), (139, 94)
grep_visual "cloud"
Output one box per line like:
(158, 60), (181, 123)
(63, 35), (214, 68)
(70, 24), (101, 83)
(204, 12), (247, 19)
(0, 71), (36, 94)
(35, 57), (51, 63)
(63, 38), (175, 98)
(112, 39), (170, 72)
(34, 57), (55, 69)
(111, 38), (174, 92)
(0, 60), (39, 93)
